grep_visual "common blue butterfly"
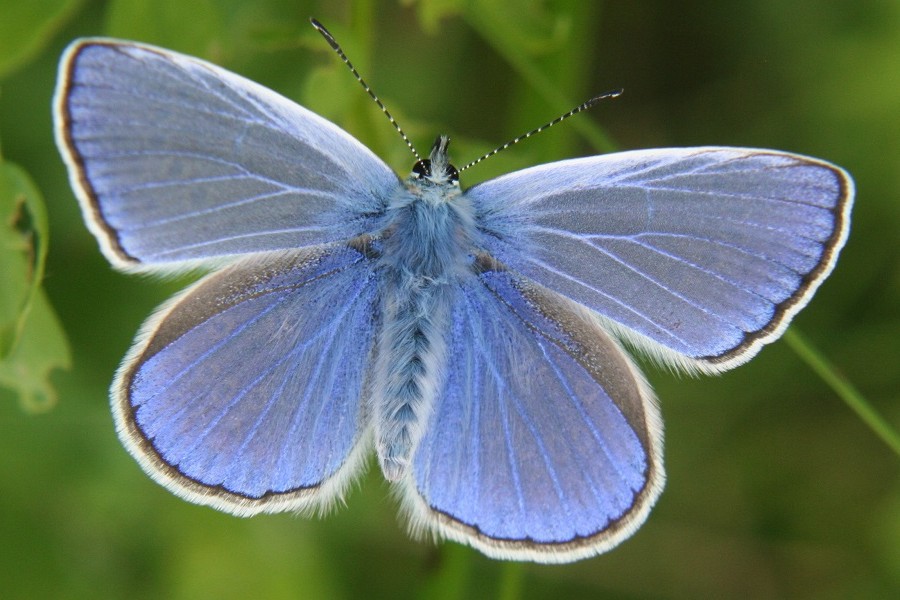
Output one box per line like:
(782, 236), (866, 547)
(53, 20), (853, 563)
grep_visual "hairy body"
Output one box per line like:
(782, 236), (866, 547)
(374, 138), (475, 479)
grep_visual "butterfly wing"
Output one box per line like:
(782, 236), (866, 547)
(468, 148), (853, 372)
(400, 264), (663, 563)
(54, 39), (399, 271)
(114, 244), (379, 515)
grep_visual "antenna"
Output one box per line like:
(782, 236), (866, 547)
(458, 89), (623, 172)
(310, 18), (421, 161)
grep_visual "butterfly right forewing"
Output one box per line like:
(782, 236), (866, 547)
(468, 148), (853, 372)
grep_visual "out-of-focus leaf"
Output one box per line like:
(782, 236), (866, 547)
(462, 2), (617, 154)
(0, 161), (48, 357)
(0, 160), (70, 411)
(104, 0), (226, 58)
(0, 0), (83, 78)
(0, 287), (70, 412)
(400, 0), (464, 34)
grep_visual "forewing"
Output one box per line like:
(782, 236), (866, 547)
(54, 39), (399, 270)
(113, 244), (379, 515)
(401, 266), (664, 563)
(468, 148), (853, 371)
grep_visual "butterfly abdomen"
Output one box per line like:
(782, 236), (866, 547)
(373, 183), (475, 481)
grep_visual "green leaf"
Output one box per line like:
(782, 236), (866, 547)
(0, 161), (48, 357)
(401, 0), (464, 34)
(0, 160), (70, 411)
(0, 0), (83, 78)
(104, 0), (227, 58)
(0, 286), (71, 412)
(462, 2), (618, 154)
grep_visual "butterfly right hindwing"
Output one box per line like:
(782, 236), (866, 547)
(401, 263), (664, 563)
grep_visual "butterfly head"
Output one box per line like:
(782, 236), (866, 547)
(412, 135), (459, 187)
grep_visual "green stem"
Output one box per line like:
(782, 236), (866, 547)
(497, 561), (525, 600)
(784, 329), (900, 457)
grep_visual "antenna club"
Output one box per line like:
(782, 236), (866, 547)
(310, 17), (422, 162)
(458, 90), (623, 173)
(310, 18), (340, 50)
(309, 18), (622, 176)
(595, 88), (624, 101)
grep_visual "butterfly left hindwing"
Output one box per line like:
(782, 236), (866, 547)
(114, 245), (379, 515)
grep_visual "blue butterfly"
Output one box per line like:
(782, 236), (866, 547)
(53, 24), (853, 563)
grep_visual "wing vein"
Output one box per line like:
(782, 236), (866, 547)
(520, 255), (698, 349)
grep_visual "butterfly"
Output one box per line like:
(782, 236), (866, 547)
(53, 22), (853, 563)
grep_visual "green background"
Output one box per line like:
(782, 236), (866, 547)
(1, 0), (898, 598)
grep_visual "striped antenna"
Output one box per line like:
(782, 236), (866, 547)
(458, 89), (623, 172)
(310, 18), (421, 161)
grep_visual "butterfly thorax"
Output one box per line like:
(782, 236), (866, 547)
(373, 137), (476, 481)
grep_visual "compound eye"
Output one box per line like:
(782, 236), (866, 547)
(412, 159), (431, 179)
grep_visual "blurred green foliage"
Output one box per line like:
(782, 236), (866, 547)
(0, 150), (71, 410)
(0, 0), (897, 598)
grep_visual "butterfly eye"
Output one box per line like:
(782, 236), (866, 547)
(412, 159), (431, 179)
(411, 159), (460, 183)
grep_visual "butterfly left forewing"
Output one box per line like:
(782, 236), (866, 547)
(399, 264), (664, 563)
(54, 39), (399, 272)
